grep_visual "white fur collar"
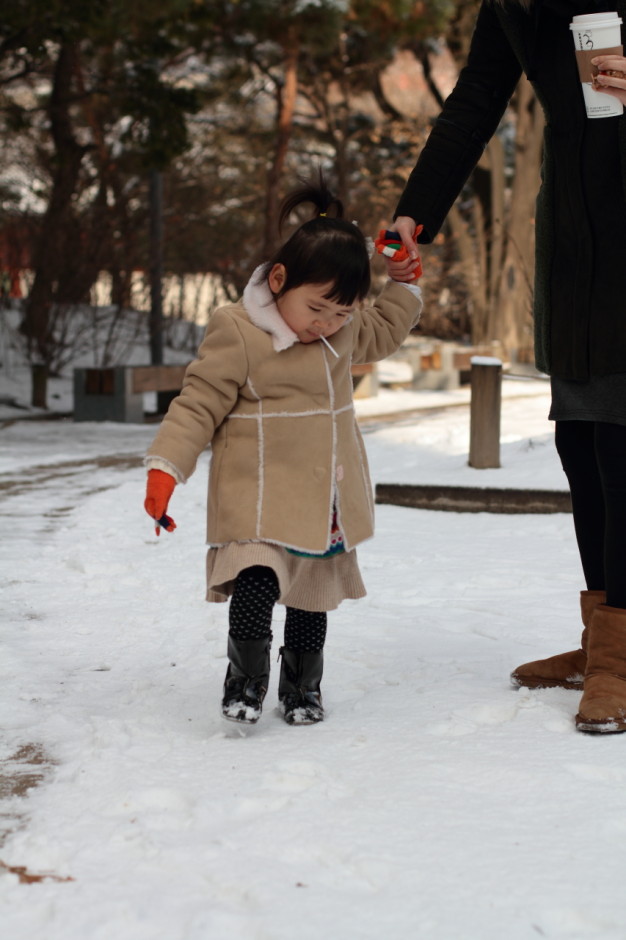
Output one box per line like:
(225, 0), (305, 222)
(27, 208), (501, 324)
(242, 265), (299, 352)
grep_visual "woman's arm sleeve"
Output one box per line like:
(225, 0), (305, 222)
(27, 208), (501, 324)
(394, 2), (523, 242)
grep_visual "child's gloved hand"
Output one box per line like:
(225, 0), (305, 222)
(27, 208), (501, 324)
(145, 469), (177, 535)
(375, 224), (424, 281)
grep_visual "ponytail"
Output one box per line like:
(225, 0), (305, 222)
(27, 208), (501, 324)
(265, 170), (371, 306)
(278, 172), (344, 230)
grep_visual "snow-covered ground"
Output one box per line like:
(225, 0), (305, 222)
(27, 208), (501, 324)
(2, 372), (626, 940)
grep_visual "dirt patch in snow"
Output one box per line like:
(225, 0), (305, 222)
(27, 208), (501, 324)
(0, 744), (53, 847)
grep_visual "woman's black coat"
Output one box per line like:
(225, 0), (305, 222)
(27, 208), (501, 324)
(395, 0), (626, 380)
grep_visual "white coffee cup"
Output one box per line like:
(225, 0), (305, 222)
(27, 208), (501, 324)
(570, 11), (624, 118)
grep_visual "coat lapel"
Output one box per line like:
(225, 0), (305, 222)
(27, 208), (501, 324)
(242, 266), (299, 352)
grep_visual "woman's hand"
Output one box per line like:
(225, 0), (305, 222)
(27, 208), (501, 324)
(380, 216), (423, 282)
(592, 55), (626, 104)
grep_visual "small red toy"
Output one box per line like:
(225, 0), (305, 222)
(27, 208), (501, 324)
(375, 225), (424, 280)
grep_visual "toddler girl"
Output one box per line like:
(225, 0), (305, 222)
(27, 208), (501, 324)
(144, 175), (422, 726)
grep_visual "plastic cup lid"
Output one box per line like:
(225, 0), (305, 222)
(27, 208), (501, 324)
(571, 12), (623, 28)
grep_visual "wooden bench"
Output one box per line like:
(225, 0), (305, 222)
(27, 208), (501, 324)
(351, 362), (378, 399)
(384, 338), (508, 392)
(73, 364), (189, 422)
(74, 361), (378, 422)
(421, 345), (504, 374)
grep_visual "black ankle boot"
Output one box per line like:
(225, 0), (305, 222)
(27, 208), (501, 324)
(278, 647), (324, 725)
(221, 634), (271, 724)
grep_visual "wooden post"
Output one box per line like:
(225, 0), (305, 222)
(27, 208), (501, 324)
(469, 356), (502, 469)
(31, 363), (48, 410)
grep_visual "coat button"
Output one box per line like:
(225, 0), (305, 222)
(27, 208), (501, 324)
(336, 464), (344, 481)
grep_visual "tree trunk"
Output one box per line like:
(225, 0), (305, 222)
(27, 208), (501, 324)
(446, 0), (482, 67)
(448, 134), (505, 346)
(149, 169), (164, 368)
(470, 135), (506, 345)
(409, 41), (446, 110)
(22, 41), (86, 407)
(448, 77), (543, 356)
(262, 27), (300, 257)
(490, 77), (544, 360)
(448, 201), (485, 341)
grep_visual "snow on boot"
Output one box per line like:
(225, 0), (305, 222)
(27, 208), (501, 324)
(510, 590), (605, 690)
(221, 634), (271, 724)
(576, 605), (626, 734)
(278, 647), (324, 725)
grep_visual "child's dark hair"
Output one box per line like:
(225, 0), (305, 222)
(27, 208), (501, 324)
(266, 172), (371, 306)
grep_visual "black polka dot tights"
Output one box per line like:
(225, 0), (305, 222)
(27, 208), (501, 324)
(228, 566), (327, 652)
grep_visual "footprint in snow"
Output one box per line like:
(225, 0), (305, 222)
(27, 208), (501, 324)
(426, 700), (521, 736)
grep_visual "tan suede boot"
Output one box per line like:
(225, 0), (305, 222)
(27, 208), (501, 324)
(576, 605), (626, 734)
(510, 590), (606, 690)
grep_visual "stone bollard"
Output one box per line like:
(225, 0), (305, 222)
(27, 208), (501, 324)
(469, 356), (502, 469)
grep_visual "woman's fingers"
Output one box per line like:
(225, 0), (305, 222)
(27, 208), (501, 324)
(592, 55), (626, 88)
(394, 216), (420, 259)
(591, 54), (626, 70)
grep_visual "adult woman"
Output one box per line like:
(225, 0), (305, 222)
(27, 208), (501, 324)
(390, 0), (626, 733)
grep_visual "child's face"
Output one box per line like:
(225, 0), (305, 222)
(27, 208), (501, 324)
(268, 264), (353, 345)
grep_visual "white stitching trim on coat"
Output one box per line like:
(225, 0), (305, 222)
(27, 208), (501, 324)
(355, 417), (374, 521)
(321, 344), (338, 548)
(227, 403), (354, 420)
(246, 376), (265, 538)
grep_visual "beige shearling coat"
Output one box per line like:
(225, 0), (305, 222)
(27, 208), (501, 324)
(146, 270), (421, 554)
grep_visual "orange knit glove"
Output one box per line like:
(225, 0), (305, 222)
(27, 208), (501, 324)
(144, 469), (177, 535)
